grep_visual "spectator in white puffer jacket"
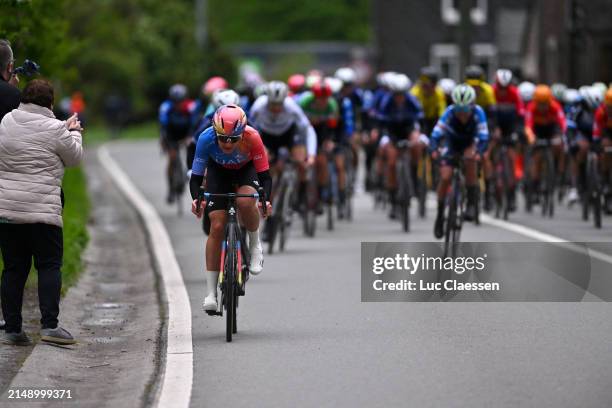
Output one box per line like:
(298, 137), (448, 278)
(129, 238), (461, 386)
(0, 79), (83, 346)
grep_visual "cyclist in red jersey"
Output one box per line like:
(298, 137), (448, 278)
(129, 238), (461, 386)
(484, 69), (525, 211)
(524, 85), (567, 202)
(593, 88), (612, 212)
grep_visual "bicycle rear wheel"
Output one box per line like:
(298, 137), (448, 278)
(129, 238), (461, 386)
(224, 226), (238, 342)
(545, 149), (555, 218)
(443, 182), (457, 258)
(589, 154), (602, 228)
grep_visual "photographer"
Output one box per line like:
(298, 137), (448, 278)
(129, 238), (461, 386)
(0, 79), (83, 346)
(0, 39), (20, 120)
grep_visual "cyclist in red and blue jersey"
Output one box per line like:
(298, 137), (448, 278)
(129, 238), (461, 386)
(159, 84), (194, 204)
(189, 105), (272, 312)
(430, 84), (489, 239)
(375, 73), (424, 219)
(486, 69), (525, 210)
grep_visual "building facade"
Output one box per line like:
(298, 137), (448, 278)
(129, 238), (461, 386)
(372, 0), (612, 86)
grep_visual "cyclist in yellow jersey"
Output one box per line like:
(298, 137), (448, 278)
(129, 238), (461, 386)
(411, 66), (446, 135)
(465, 65), (496, 112)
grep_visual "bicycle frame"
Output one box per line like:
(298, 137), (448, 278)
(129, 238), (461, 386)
(197, 188), (266, 342)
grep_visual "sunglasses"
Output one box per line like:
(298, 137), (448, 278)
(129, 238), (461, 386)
(455, 105), (471, 113)
(217, 135), (241, 144)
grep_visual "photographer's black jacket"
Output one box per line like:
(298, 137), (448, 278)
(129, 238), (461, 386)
(0, 76), (20, 121)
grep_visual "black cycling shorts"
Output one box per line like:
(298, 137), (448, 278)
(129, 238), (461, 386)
(205, 161), (259, 212)
(260, 124), (297, 162)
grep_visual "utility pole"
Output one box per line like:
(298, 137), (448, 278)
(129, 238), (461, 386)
(195, 0), (207, 49)
(458, 0), (472, 80)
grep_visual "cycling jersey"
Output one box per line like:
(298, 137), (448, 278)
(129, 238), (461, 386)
(249, 95), (317, 156)
(430, 105), (489, 154)
(410, 84), (446, 120)
(593, 105), (612, 140)
(567, 102), (596, 141)
(525, 100), (567, 135)
(336, 94), (355, 139)
(192, 126), (269, 175)
(299, 92), (339, 125)
(466, 81), (496, 110)
(493, 84), (524, 135)
(375, 92), (423, 139)
(159, 99), (195, 140)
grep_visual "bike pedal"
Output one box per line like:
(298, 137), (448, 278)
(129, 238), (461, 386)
(205, 310), (222, 316)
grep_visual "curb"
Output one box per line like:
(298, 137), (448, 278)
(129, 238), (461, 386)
(98, 144), (193, 408)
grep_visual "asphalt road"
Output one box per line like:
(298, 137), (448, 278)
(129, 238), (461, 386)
(109, 140), (612, 408)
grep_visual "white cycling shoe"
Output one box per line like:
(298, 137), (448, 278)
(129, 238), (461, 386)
(567, 188), (579, 205)
(202, 293), (218, 311)
(249, 242), (264, 275)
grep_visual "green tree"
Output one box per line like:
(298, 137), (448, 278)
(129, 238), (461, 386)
(209, 0), (371, 43)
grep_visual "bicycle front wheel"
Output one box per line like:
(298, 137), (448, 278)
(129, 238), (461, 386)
(224, 227), (238, 342)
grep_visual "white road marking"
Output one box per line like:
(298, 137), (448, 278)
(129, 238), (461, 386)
(98, 145), (193, 408)
(480, 213), (612, 266)
(426, 195), (612, 266)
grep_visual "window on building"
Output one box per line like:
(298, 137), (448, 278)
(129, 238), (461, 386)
(471, 43), (498, 80)
(431, 44), (460, 80)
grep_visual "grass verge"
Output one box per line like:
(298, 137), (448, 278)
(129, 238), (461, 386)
(6, 166), (91, 295)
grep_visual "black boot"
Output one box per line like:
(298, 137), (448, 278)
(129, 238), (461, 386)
(464, 186), (479, 221)
(338, 189), (346, 219)
(509, 188), (517, 212)
(388, 189), (398, 219)
(434, 200), (445, 239)
(484, 178), (494, 212)
(531, 179), (541, 204)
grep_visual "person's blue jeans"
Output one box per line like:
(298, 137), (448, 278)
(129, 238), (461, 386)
(0, 223), (62, 333)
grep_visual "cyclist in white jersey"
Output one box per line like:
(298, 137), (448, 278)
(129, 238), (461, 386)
(249, 81), (317, 203)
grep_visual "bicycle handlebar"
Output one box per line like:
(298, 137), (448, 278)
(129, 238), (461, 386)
(197, 187), (268, 216)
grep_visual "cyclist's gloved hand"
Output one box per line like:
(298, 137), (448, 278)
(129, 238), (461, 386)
(192, 199), (204, 218)
(257, 201), (272, 218)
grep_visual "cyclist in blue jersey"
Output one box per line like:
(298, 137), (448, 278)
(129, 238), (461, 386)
(430, 84), (489, 238)
(159, 84), (194, 203)
(375, 73), (424, 219)
(189, 105), (272, 311)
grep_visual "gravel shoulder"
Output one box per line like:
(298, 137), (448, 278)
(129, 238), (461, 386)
(0, 148), (163, 408)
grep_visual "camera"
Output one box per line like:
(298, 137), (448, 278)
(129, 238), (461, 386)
(13, 59), (40, 77)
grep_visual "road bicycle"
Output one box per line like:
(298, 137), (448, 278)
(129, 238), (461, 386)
(267, 149), (297, 254)
(395, 139), (416, 232)
(197, 188), (266, 342)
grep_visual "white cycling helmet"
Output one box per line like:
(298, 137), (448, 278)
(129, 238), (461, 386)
(169, 83), (188, 101)
(592, 82), (608, 97)
(551, 83), (567, 101)
(254, 82), (268, 98)
(518, 81), (536, 102)
(389, 73), (411, 93)
(563, 88), (580, 105)
(495, 69), (513, 87)
(266, 81), (288, 104)
(580, 86), (603, 110)
(334, 67), (356, 85)
(212, 89), (240, 109)
(305, 73), (322, 89)
(325, 77), (343, 94)
(451, 84), (476, 106)
(377, 71), (397, 88)
(439, 78), (456, 95)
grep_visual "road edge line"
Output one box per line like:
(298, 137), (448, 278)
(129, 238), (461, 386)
(98, 145), (193, 408)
